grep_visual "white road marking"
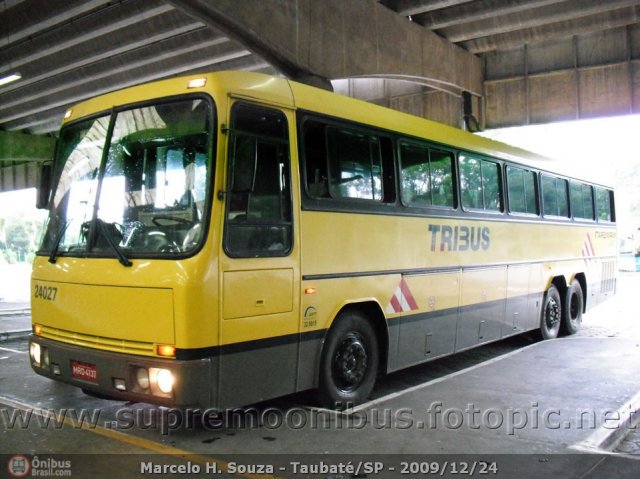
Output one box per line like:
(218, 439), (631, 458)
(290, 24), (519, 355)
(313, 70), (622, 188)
(305, 340), (544, 420)
(0, 346), (26, 354)
(347, 340), (542, 414)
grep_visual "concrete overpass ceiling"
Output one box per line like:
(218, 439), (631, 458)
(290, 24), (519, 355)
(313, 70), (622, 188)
(381, 0), (640, 53)
(0, 0), (275, 136)
(381, 0), (640, 127)
(0, 0), (638, 137)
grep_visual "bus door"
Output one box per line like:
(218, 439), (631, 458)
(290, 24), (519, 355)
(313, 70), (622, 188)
(218, 101), (300, 409)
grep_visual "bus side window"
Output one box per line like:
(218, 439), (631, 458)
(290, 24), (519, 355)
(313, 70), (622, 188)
(224, 103), (292, 258)
(507, 166), (538, 216)
(583, 185), (595, 220)
(542, 174), (569, 218)
(302, 120), (330, 198)
(459, 154), (502, 212)
(326, 127), (383, 201)
(399, 141), (455, 209)
(595, 187), (615, 222)
(557, 179), (569, 217)
(482, 160), (502, 211)
(302, 118), (395, 205)
(429, 149), (455, 208)
(570, 182), (594, 220)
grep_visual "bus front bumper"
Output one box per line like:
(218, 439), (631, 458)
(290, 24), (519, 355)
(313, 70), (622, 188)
(28, 335), (213, 408)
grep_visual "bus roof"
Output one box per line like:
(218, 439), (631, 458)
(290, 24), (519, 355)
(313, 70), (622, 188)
(62, 70), (610, 187)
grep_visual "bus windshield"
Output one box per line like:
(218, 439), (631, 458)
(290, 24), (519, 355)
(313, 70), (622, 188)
(39, 97), (214, 260)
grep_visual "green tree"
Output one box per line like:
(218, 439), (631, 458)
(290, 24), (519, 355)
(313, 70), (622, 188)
(6, 221), (30, 262)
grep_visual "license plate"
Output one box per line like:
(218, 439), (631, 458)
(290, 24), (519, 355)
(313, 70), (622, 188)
(71, 360), (98, 382)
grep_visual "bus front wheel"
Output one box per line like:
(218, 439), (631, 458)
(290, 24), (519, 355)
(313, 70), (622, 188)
(540, 285), (562, 340)
(562, 280), (584, 335)
(318, 310), (379, 410)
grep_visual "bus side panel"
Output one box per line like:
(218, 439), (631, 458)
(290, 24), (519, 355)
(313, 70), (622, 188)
(393, 309), (459, 371)
(456, 267), (507, 351)
(295, 310), (402, 392)
(526, 262), (546, 331)
(217, 343), (299, 410)
(393, 271), (460, 370)
(296, 334), (324, 391)
(503, 264), (533, 337)
(296, 274), (398, 388)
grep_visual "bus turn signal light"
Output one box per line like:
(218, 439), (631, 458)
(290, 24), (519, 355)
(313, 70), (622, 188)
(156, 344), (176, 358)
(34, 324), (43, 335)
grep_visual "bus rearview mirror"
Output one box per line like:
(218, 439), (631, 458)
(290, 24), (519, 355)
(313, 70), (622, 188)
(36, 162), (52, 210)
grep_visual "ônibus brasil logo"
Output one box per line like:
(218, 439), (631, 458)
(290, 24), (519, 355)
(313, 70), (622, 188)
(7, 455), (31, 478)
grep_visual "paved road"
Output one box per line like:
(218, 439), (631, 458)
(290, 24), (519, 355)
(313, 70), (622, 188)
(1, 273), (639, 478)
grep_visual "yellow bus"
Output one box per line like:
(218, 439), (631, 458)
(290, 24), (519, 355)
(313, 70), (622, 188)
(29, 71), (617, 410)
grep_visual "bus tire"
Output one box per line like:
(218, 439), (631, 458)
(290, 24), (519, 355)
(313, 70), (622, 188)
(540, 285), (562, 340)
(318, 309), (379, 410)
(562, 280), (583, 335)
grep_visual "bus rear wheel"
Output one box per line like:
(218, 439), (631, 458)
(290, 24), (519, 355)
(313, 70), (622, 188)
(540, 285), (562, 340)
(318, 310), (379, 410)
(562, 280), (584, 335)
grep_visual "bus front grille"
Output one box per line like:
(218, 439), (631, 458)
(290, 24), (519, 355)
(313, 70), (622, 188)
(37, 325), (156, 357)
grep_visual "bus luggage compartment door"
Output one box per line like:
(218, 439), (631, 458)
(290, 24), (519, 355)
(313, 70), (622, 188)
(456, 267), (506, 350)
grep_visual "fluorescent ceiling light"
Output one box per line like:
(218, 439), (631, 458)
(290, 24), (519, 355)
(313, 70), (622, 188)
(0, 73), (22, 87)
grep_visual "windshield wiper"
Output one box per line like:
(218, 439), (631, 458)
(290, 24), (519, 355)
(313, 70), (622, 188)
(96, 219), (132, 267)
(48, 220), (71, 264)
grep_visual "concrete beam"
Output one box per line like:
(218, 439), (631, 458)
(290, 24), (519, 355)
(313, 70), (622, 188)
(0, 131), (55, 164)
(6, 55), (273, 134)
(484, 23), (640, 129)
(415, 0), (567, 30)
(485, 60), (639, 127)
(464, 6), (640, 54)
(168, 0), (482, 97)
(381, 0), (473, 17)
(484, 54), (640, 128)
(1, 0), (114, 48)
(0, 1), (193, 95)
(0, 36), (248, 125)
(443, 0), (640, 44)
(2, 3), (175, 73)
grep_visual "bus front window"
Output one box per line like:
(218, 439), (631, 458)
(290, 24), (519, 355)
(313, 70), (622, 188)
(40, 97), (214, 260)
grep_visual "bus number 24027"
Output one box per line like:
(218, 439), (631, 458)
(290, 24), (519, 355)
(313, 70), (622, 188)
(34, 284), (58, 301)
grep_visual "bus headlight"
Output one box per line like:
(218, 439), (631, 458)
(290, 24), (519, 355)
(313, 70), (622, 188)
(154, 369), (174, 394)
(30, 342), (41, 366)
(135, 368), (150, 391)
(130, 366), (175, 397)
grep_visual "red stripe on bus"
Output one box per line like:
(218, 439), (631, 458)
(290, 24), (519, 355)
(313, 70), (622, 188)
(585, 234), (595, 256)
(400, 279), (418, 310)
(389, 294), (403, 313)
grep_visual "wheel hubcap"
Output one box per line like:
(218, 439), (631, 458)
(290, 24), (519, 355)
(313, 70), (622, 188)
(332, 333), (368, 392)
(546, 297), (561, 328)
